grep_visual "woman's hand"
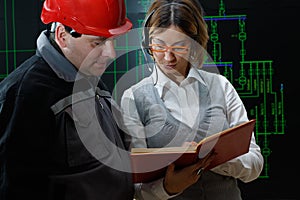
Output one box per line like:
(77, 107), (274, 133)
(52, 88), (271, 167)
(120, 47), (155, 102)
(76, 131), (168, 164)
(163, 151), (215, 195)
(181, 141), (198, 147)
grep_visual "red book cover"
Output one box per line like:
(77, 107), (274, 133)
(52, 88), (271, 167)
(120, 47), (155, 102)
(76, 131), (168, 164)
(130, 119), (256, 183)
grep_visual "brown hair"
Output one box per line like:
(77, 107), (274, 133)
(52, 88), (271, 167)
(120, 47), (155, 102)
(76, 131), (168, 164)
(144, 0), (209, 66)
(146, 0), (208, 48)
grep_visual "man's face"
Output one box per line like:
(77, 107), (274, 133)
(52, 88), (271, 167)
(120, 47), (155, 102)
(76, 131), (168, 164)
(60, 27), (116, 77)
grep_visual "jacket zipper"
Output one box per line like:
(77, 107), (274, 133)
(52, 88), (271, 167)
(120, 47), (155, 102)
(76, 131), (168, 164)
(96, 94), (104, 109)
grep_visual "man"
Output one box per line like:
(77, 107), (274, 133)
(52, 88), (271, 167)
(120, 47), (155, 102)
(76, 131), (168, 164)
(0, 0), (134, 199)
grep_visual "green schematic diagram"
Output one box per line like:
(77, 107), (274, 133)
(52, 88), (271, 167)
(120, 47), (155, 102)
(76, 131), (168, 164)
(0, 0), (45, 78)
(203, 0), (285, 179)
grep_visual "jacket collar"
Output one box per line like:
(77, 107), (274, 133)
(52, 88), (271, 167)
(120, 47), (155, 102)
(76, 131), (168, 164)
(36, 30), (88, 82)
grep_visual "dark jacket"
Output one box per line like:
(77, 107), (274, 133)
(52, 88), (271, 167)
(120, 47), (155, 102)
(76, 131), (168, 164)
(0, 31), (134, 200)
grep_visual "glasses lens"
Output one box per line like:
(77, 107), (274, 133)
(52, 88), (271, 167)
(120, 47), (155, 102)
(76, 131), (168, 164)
(172, 46), (188, 54)
(150, 44), (188, 54)
(150, 44), (165, 52)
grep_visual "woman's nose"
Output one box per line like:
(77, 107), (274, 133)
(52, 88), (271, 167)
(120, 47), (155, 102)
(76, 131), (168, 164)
(164, 50), (175, 61)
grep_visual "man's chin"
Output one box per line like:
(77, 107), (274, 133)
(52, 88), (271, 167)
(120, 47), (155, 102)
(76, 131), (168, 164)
(92, 68), (106, 77)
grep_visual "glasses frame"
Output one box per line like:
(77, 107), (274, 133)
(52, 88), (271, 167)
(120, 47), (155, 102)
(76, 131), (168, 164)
(149, 43), (189, 55)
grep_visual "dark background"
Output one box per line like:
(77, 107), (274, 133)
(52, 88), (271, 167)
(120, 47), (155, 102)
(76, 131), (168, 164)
(0, 0), (298, 199)
(204, 0), (300, 200)
(202, 1), (298, 199)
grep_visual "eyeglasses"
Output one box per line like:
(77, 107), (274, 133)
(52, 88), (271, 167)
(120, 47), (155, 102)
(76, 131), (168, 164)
(149, 44), (189, 54)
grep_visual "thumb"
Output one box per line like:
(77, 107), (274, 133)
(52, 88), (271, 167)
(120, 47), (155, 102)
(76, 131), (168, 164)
(165, 163), (175, 177)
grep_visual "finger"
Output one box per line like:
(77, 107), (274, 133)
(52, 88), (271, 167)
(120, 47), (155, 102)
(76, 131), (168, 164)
(190, 141), (198, 146)
(192, 160), (206, 173)
(182, 141), (198, 147)
(202, 152), (216, 167)
(193, 151), (216, 171)
(165, 163), (175, 177)
(198, 151), (215, 166)
(181, 142), (191, 147)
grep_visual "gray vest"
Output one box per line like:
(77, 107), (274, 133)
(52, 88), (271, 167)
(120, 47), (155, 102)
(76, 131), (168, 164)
(132, 70), (242, 199)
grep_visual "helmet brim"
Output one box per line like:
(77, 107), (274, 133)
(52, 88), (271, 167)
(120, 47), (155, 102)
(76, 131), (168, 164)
(78, 18), (133, 38)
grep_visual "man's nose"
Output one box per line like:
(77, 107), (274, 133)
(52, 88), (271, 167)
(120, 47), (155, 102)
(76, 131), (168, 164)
(102, 40), (116, 58)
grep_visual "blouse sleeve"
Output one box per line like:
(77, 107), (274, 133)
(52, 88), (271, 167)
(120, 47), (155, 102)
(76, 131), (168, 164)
(210, 75), (264, 183)
(120, 87), (147, 149)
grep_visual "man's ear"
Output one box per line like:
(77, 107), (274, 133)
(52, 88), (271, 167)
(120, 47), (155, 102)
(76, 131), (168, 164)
(55, 24), (68, 48)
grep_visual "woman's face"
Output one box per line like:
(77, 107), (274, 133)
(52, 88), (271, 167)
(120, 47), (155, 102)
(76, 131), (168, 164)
(150, 25), (191, 81)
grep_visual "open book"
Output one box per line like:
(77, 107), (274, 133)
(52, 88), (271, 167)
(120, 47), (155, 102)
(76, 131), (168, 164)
(130, 119), (256, 183)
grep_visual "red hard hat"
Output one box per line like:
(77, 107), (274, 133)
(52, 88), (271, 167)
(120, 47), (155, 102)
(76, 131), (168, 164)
(40, 0), (132, 37)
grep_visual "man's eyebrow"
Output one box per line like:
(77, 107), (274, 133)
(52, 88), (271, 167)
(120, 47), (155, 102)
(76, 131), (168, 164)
(85, 36), (108, 43)
(93, 36), (107, 41)
(98, 36), (107, 40)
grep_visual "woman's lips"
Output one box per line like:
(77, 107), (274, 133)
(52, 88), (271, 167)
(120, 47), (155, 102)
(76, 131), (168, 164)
(164, 63), (176, 69)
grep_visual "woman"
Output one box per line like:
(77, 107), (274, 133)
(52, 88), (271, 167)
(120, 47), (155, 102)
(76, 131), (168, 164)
(121, 0), (264, 199)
